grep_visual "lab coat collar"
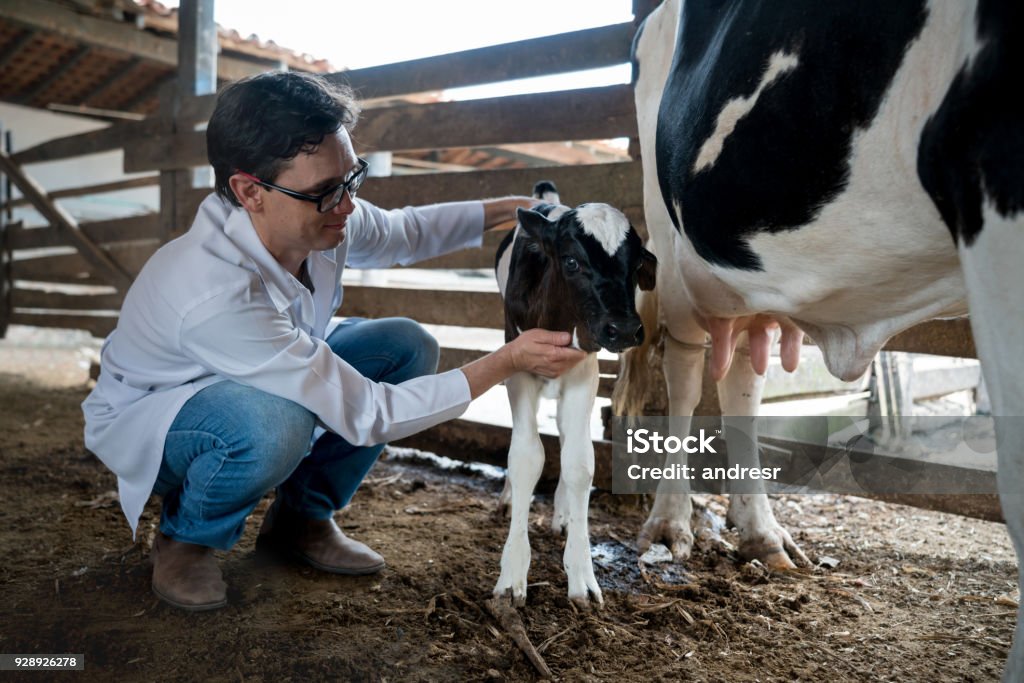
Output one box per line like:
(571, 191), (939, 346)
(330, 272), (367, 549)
(222, 207), (308, 315)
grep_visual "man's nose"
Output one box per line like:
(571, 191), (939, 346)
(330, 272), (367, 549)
(332, 190), (355, 215)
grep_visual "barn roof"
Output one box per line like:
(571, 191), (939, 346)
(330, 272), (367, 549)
(0, 0), (333, 120)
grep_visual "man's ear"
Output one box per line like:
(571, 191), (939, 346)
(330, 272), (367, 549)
(637, 248), (658, 291)
(228, 173), (264, 213)
(516, 207), (555, 244)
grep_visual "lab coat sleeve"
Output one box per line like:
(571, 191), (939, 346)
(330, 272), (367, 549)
(344, 199), (485, 268)
(178, 282), (471, 445)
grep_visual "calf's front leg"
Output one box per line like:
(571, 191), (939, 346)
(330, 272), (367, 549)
(494, 373), (545, 605)
(555, 355), (603, 605)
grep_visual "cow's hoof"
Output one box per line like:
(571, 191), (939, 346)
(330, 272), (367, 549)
(739, 526), (810, 569)
(637, 517), (694, 562)
(569, 591), (604, 610)
(567, 569), (604, 608)
(493, 584), (527, 607)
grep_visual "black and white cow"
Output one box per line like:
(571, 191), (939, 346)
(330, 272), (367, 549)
(493, 182), (657, 605)
(627, 0), (1022, 678)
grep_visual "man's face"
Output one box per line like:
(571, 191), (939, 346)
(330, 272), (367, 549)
(252, 127), (360, 267)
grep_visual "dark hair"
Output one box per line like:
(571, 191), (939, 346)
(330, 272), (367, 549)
(207, 71), (360, 207)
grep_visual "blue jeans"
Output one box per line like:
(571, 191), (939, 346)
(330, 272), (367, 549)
(152, 317), (440, 549)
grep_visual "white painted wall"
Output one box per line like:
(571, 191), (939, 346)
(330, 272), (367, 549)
(0, 102), (159, 227)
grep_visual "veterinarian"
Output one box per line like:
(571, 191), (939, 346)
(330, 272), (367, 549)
(81, 71), (585, 611)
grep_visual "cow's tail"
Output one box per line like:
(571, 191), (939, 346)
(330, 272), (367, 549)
(612, 286), (666, 417)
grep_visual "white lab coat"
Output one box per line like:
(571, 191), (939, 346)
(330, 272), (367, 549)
(83, 193), (483, 536)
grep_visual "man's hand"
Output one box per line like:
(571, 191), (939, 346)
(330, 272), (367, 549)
(460, 328), (587, 399)
(506, 329), (586, 378)
(482, 196), (540, 232)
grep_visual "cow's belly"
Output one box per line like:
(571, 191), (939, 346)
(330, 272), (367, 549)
(669, 0), (976, 379)
(673, 134), (969, 380)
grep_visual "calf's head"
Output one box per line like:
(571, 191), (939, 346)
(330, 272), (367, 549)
(515, 204), (657, 353)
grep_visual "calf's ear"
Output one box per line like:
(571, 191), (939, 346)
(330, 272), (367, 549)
(637, 248), (658, 291)
(517, 207), (556, 244)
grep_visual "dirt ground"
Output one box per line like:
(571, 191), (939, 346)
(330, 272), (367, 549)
(0, 327), (1019, 682)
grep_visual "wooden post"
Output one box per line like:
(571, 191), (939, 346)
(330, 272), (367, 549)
(0, 124), (10, 338)
(158, 0), (217, 243)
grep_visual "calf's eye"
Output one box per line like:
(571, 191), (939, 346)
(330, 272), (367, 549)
(564, 256), (580, 273)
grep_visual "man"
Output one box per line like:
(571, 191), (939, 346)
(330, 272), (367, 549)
(82, 71), (585, 611)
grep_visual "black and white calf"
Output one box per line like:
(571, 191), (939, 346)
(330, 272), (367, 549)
(629, 1), (1023, 678)
(493, 182), (656, 605)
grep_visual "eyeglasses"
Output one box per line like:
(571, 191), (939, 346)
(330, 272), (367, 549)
(235, 157), (369, 213)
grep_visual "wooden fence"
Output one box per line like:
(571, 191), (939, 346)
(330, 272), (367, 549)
(0, 14), (998, 522)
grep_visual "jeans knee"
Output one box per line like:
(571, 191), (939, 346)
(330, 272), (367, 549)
(261, 401), (315, 480)
(384, 317), (440, 382)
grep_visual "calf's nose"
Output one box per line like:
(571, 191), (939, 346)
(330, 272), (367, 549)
(604, 321), (644, 345)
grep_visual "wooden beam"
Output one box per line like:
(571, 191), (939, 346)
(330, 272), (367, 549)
(0, 0), (271, 82)
(332, 22), (634, 100)
(7, 213), (159, 250)
(18, 45), (92, 105)
(8, 310), (116, 337)
(177, 0), (217, 97)
(175, 23), (635, 126)
(10, 240), (157, 284)
(45, 103), (146, 123)
(11, 118), (160, 166)
(0, 150), (133, 291)
(358, 161), (644, 215)
(11, 287), (123, 310)
(342, 285), (503, 329)
(0, 124), (9, 338)
(124, 85), (637, 172)
(3, 175), (158, 211)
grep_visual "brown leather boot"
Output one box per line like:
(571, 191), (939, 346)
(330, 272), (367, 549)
(151, 532), (228, 611)
(257, 502), (385, 576)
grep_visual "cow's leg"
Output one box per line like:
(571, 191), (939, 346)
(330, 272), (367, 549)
(550, 426), (569, 535)
(717, 331), (809, 569)
(957, 212), (1024, 682)
(554, 355), (603, 605)
(494, 373), (545, 606)
(640, 318), (707, 560)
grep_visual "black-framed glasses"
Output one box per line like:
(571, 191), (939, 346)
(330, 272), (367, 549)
(236, 157), (369, 213)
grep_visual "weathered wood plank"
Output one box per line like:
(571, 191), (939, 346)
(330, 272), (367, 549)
(124, 86), (637, 172)
(332, 23), (635, 101)
(3, 175), (158, 211)
(342, 285), (503, 329)
(10, 241), (158, 284)
(11, 287), (123, 311)
(11, 119), (161, 166)
(7, 214), (159, 251)
(361, 161), (644, 219)
(0, 151), (133, 292)
(176, 23), (635, 125)
(8, 310), (116, 337)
